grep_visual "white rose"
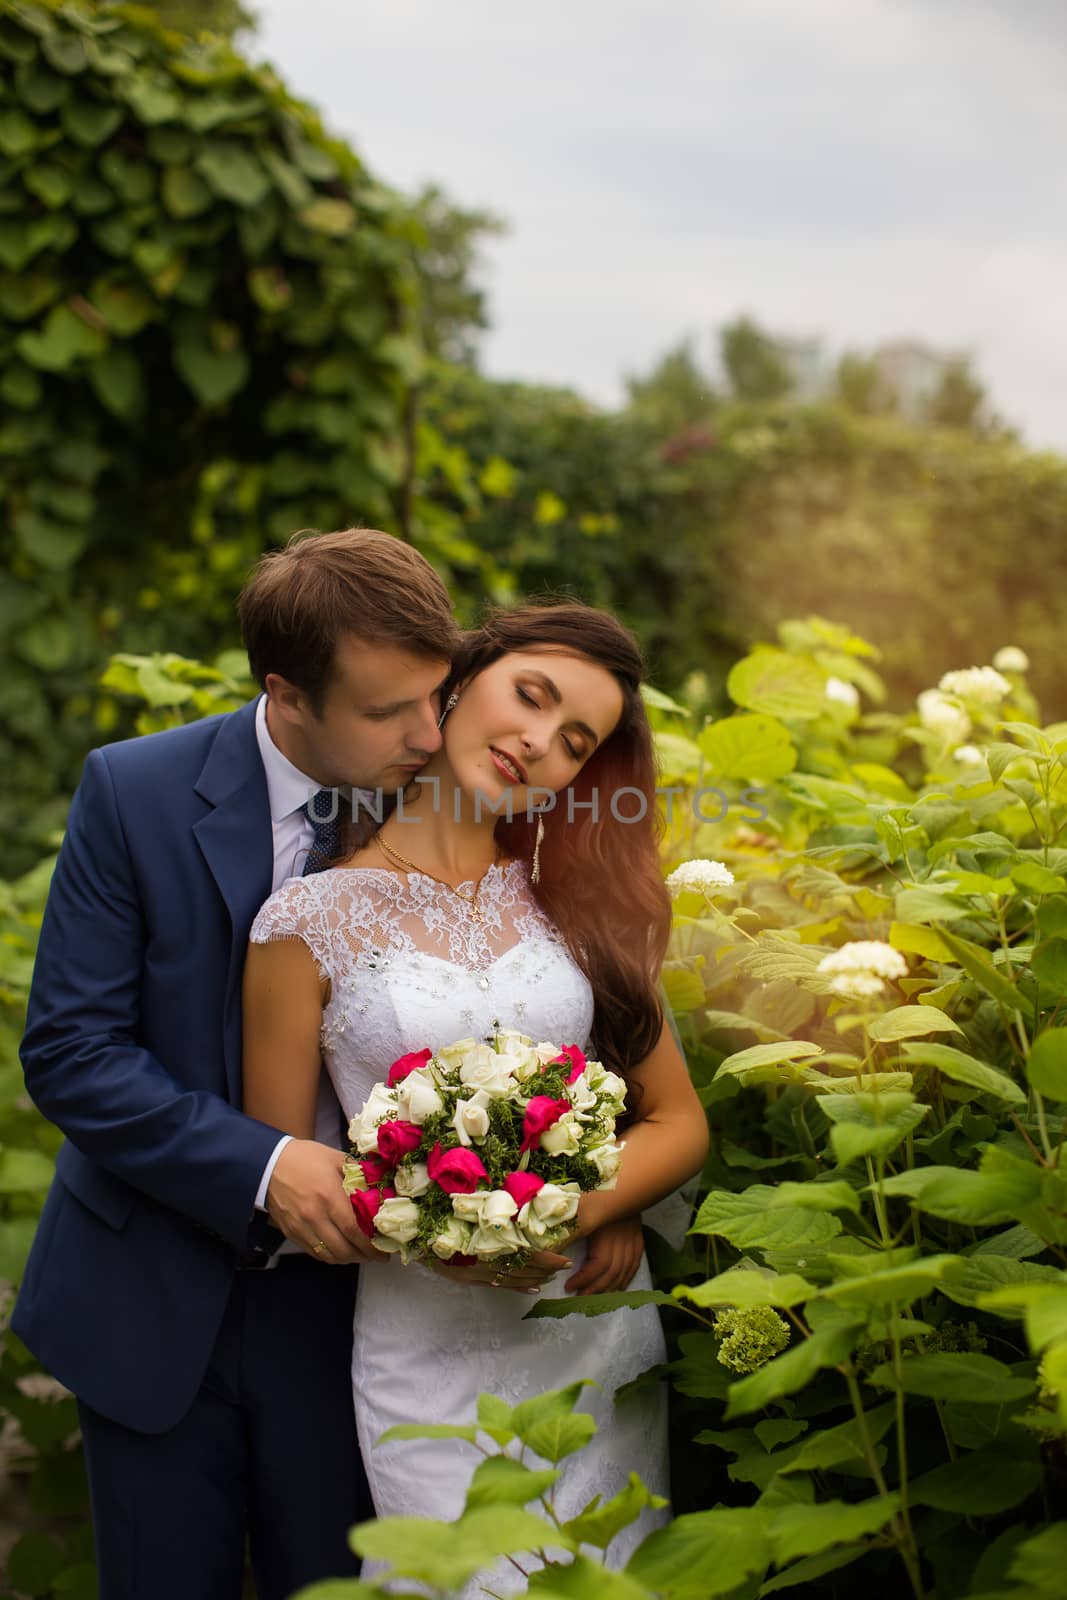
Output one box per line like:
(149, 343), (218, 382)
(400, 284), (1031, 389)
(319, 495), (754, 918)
(451, 1191), (490, 1223)
(341, 1157), (367, 1196)
(535, 1041), (563, 1065)
(494, 1029), (533, 1052)
(394, 1162), (431, 1198)
(373, 1196), (420, 1244)
(596, 1071), (628, 1112)
(436, 1036), (478, 1072)
(481, 1190), (519, 1232)
(431, 1217), (474, 1259)
(586, 1140), (624, 1190)
(452, 1090), (492, 1147)
(397, 1069), (444, 1125)
(351, 1083), (399, 1153)
(566, 1071), (598, 1114)
(470, 1220), (524, 1258)
(459, 1045), (519, 1098)
(531, 1183), (580, 1225)
(539, 1110), (583, 1156)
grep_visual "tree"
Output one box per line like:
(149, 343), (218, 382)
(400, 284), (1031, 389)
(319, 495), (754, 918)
(834, 350), (896, 416)
(925, 356), (989, 432)
(407, 183), (505, 366)
(140, 0), (258, 42)
(625, 340), (717, 436)
(719, 315), (793, 402)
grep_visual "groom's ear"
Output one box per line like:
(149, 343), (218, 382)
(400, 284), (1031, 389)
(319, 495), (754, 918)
(264, 672), (309, 723)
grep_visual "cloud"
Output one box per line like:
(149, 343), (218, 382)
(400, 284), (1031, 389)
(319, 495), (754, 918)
(255, 0), (1067, 448)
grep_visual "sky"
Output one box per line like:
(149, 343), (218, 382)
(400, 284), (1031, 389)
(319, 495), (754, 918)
(254, 0), (1067, 451)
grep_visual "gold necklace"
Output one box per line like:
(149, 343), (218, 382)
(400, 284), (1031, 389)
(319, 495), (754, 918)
(376, 833), (499, 924)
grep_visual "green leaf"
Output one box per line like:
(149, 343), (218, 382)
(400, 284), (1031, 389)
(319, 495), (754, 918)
(867, 1006), (963, 1042)
(14, 615), (74, 670)
(725, 1318), (865, 1418)
(524, 1409), (598, 1465)
(464, 1457), (559, 1510)
(898, 1041), (1024, 1103)
(819, 1090), (929, 1165)
(878, 1161), (1041, 1227)
(42, 28), (88, 74)
(727, 648), (829, 721)
(6, 1533), (66, 1594)
(1007, 1523), (1067, 1596)
(779, 1401), (895, 1475)
(714, 1040), (824, 1083)
(769, 1493), (901, 1566)
(62, 95), (123, 145)
(867, 1352), (1034, 1403)
(563, 1473), (667, 1550)
(769, 1180), (861, 1215)
(1038, 898), (1067, 938)
(162, 164), (213, 218)
(626, 1507), (773, 1598)
(17, 304), (108, 370)
(936, 927), (1023, 1011)
(894, 887), (969, 923)
(674, 1270), (817, 1310)
(525, 1289), (677, 1319)
(939, 1253), (1062, 1313)
(690, 1187), (842, 1250)
(351, 1506), (556, 1590)
(173, 332), (248, 406)
(24, 162), (73, 209)
(135, 663), (194, 708)
(376, 1422), (480, 1445)
(0, 1218), (37, 1283)
(1032, 938), (1067, 997)
(0, 1147), (55, 1192)
(910, 1445), (1043, 1513)
(299, 196), (358, 236)
(195, 143), (270, 207)
(698, 713), (797, 782)
(1027, 1030), (1067, 1100)
(0, 106), (37, 155)
(90, 346), (144, 419)
(760, 1543), (869, 1594)
(529, 1554), (656, 1600)
(12, 510), (89, 571)
(821, 1253), (964, 1308)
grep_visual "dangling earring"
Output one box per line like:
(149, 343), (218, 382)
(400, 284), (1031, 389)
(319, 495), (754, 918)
(437, 691), (459, 729)
(531, 813), (545, 885)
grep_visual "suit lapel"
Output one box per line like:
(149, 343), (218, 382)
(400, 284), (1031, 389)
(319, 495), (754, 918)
(193, 700), (273, 1100)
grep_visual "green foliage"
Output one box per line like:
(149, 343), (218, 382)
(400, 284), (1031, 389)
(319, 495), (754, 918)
(0, 0), (428, 871)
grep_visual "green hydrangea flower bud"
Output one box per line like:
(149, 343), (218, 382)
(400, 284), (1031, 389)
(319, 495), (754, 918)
(714, 1306), (791, 1374)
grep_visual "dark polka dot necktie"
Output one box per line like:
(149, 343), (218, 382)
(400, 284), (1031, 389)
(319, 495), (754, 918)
(302, 788), (342, 875)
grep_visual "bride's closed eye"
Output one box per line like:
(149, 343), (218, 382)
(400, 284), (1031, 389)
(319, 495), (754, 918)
(515, 686), (582, 760)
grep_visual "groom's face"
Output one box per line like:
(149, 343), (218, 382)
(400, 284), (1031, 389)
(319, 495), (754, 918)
(267, 634), (451, 790)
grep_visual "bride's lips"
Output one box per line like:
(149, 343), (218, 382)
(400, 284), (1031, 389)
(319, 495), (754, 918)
(489, 747), (527, 784)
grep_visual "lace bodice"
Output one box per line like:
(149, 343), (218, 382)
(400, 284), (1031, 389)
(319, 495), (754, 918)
(248, 860), (595, 1119)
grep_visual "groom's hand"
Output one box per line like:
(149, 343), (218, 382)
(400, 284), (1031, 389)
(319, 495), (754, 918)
(267, 1140), (390, 1264)
(565, 1216), (644, 1295)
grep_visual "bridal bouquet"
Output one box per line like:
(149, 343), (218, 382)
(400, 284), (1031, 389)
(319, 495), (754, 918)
(342, 1031), (627, 1265)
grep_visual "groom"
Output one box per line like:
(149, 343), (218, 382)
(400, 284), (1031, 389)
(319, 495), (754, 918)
(14, 527), (646, 1600)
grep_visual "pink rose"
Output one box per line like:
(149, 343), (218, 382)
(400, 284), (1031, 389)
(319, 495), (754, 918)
(557, 1045), (587, 1083)
(427, 1142), (489, 1195)
(376, 1120), (424, 1164)
(350, 1184), (396, 1238)
(503, 1171), (545, 1209)
(387, 1047), (433, 1087)
(520, 1096), (571, 1154)
(360, 1152), (394, 1185)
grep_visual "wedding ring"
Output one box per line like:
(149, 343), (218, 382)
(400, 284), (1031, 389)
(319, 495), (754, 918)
(313, 1240), (329, 1256)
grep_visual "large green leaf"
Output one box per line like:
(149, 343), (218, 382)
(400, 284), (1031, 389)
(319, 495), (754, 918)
(769, 1494), (901, 1566)
(674, 1269), (817, 1311)
(0, 1148), (55, 1193)
(727, 649), (829, 721)
(867, 1352), (1034, 1403)
(1007, 1523), (1067, 1596)
(937, 927), (1023, 1011)
(562, 1473), (667, 1551)
(464, 1457), (559, 1510)
(899, 1041), (1025, 1104)
(195, 142), (271, 206)
(1026, 1030), (1067, 1100)
(529, 1555), (656, 1600)
(714, 1040), (824, 1084)
(690, 1187), (842, 1250)
(819, 1090), (929, 1165)
(879, 1160), (1041, 1227)
(910, 1444), (1042, 1514)
(525, 1290), (677, 1320)
(17, 303), (108, 369)
(698, 713), (797, 782)
(626, 1507), (772, 1598)
(820, 1253), (965, 1308)
(779, 1401), (895, 1476)
(173, 331), (249, 406)
(867, 1006), (962, 1042)
(299, 196), (357, 236)
(351, 1507), (556, 1590)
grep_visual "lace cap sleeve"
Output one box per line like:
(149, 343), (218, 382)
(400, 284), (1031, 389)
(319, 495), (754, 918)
(248, 877), (331, 982)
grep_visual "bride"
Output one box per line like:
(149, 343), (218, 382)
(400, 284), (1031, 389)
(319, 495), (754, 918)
(242, 601), (709, 1589)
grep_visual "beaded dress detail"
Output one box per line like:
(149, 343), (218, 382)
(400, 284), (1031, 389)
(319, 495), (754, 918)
(250, 861), (669, 1592)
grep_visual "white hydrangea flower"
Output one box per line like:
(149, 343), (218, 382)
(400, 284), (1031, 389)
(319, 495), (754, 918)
(666, 859), (735, 896)
(937, 666), (1011, 708)
(825, 675), (860, 709)
(817, 941), (906, 1000)
(917, 689), (971, 745)
(993, 646), (1029, 674)
(953, 743), (985, 767)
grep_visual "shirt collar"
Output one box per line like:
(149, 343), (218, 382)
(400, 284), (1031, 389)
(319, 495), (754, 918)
(255, 694), (321, 824)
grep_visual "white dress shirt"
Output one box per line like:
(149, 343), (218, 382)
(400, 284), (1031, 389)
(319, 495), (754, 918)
(251, 694), (347, 1232)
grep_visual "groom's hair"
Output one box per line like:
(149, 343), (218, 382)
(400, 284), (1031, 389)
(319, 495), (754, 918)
(238, 527), (459, 710)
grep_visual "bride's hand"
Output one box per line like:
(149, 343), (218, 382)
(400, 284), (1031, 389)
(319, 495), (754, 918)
(564, 1216), (644, 1295)
(427, 1248), (572, 1295)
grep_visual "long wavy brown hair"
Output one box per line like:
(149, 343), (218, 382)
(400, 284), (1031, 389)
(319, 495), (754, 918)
(447, 601), (671, 1080)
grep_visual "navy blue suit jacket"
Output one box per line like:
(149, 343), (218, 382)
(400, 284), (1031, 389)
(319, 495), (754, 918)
(14, 698), (293, 1432)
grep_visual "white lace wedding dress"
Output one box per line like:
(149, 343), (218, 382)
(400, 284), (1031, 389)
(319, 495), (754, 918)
(250, 860), (669, 1593)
